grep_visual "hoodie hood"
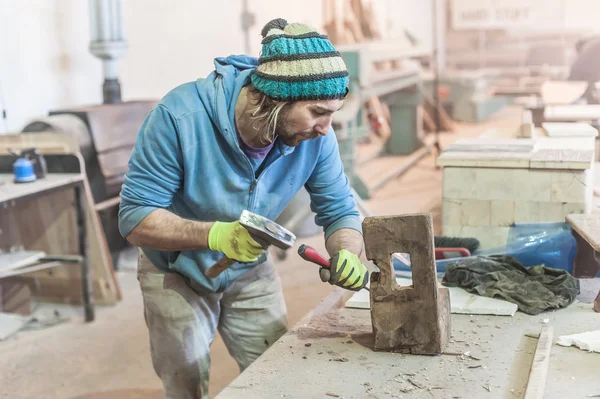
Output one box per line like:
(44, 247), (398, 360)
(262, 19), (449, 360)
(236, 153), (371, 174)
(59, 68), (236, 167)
(196, 55), (258, 145)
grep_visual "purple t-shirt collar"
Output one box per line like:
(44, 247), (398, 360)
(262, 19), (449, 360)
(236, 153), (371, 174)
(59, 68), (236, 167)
(235, 128), (277, 159)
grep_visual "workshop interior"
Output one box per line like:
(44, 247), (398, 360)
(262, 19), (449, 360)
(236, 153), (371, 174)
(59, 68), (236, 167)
(1, 0), (600, 398)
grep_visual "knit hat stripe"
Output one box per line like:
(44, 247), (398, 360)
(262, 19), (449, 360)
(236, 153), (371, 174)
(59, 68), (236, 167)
(258, 51), (341, 64)
(250, 74), (349, 101)
(261, 37), (336, 58)
(262, 32), (328, 44)
(253, 18), (350, 101)
(254, 69), (348, 82)
(257, 56), (347, 78)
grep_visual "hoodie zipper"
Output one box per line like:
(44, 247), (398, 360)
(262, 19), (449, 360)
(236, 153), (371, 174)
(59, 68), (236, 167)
(247, 153), (284, 211)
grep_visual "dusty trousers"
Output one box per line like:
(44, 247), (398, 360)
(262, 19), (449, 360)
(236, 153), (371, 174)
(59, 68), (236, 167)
(137, 250), (288, 399)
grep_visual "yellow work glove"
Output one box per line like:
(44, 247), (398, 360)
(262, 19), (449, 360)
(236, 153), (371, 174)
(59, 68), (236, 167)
(319, 249), (369, 291)
(208, 221), (265, 263)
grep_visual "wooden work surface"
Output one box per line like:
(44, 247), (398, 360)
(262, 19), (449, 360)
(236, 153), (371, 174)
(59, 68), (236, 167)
(567, 214), (600, 252)
(0, 173), (83, 204)
(216, 288), (600, 399)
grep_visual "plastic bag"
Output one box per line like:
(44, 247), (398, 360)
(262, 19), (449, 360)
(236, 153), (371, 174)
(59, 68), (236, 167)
(393, 222), (577, 274)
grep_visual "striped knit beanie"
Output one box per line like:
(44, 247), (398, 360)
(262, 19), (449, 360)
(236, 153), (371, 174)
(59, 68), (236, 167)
(250, 18), (349, 102)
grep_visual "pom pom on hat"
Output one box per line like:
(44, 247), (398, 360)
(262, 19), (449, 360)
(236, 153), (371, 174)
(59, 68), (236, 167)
(261, 18), (288, 38)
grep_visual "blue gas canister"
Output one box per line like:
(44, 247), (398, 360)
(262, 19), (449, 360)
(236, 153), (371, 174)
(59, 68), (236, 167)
(13, 157), (37, 183)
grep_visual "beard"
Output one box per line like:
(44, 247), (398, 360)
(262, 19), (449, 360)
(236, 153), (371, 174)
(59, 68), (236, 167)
(276, 115), (319, 147)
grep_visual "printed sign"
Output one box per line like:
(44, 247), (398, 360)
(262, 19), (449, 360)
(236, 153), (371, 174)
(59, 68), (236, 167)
(451, 0), (538, 29)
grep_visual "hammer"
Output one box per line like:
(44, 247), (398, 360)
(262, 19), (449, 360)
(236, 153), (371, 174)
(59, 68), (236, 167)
(204, 210), (296, 278)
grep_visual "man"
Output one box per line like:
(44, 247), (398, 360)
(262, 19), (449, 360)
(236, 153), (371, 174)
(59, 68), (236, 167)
(119, 18), (369, 399)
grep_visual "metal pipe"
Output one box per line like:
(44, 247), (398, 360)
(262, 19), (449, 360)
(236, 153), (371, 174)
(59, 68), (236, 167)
(89, 0), (127, 104)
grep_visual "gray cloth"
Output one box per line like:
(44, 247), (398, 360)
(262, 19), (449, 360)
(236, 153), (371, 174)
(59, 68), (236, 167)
(442, 255), (580, 315)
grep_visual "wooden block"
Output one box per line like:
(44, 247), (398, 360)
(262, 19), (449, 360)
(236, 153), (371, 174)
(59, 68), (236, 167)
(524, 325), (553, 399)
(551, 171), (588, 203)
(363, 213), (451, 354)
(491, 200), (515, 227)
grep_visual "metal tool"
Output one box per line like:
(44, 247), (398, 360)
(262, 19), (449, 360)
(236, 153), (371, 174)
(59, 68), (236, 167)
(298, 244), (369, 292)
(298, 244), (331, 269)
(205, 210), (296, 278)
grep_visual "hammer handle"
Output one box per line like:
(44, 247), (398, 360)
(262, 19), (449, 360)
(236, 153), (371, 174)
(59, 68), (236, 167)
(298, 244), (331, 268)
(205, 256), (237, 279)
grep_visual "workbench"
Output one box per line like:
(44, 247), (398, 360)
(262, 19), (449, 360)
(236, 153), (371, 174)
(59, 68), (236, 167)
(0, 154), (93, 322)
(566, 214), (600, 311)
(216, 287), (600, 399)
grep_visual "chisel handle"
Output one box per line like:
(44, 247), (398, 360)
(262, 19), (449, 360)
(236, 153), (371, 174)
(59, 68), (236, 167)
(298, 244), (331, 268)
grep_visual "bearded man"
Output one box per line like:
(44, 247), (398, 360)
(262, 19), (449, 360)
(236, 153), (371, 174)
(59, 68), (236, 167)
(119, 18), (369, 399)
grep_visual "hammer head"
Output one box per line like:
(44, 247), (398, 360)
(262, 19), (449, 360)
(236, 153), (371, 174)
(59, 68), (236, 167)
(239, 210), (296, 250)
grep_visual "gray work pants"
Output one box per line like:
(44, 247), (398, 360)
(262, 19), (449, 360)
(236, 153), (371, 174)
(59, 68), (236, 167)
(137, 251), (288, 399)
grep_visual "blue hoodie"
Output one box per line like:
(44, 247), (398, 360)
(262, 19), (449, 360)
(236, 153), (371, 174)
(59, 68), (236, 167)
(118, 55), (362, 294)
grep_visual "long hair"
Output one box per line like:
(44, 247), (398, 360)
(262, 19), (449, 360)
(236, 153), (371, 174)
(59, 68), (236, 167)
(246, 83), (294, 144)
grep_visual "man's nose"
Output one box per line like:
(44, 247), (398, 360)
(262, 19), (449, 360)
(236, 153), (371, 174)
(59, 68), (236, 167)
(315, 117), (332, 136)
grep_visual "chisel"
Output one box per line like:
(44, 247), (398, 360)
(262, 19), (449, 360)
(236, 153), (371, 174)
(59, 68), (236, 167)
(297, 244), (369, 292)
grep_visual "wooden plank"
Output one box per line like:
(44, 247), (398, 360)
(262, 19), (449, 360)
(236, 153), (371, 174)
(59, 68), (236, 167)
(0, 174), (83, 204)
(524, 325), (554, 399)
(0, 251), (46, 272)
(0, 133), (78, 155)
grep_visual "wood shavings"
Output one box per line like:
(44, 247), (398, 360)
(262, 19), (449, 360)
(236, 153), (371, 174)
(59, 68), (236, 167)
(331, 357), (349, 362)
(325, 393), (340, 398)
(468, 364), (482, 369)
(408, 377), (425, 389)
(483, 383), (492, 392)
